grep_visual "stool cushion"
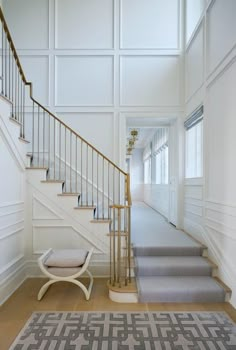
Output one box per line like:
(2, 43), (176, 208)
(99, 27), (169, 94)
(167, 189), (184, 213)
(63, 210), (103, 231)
(44, 249), (88, 267)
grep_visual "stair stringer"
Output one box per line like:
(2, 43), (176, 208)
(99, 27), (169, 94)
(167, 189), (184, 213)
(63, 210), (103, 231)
(0, 96), (28, 305)
(25, 169), (111, 277)
(0, 97), (27, 171)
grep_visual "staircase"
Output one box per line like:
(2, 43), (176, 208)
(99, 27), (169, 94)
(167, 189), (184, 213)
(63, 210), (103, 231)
(0, 8), (232, 304)
(0, 7), (132, 289)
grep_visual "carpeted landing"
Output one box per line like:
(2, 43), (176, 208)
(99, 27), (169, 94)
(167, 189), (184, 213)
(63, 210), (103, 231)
(132, 203), (227, 303)
(9, 311), (236, 349)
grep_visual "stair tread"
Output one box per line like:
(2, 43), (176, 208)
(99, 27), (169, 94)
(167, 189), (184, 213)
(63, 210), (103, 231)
(41, 180), (65, 183)
(135, 256), (213, 276)
(74, 206), (96, 210)
(26, 167), (49, 170)
(133, 245), (204, 256)
(19, 137), (30, 143)
(91, 219), (111, 223)
(137, 276), (226, 303)
(58, 193), (80, 196)
(136, 256), (211, 266)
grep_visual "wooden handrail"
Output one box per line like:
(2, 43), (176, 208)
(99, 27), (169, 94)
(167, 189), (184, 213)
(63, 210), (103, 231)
(0, 6), (127, 176)
(126, 174), (132, 206)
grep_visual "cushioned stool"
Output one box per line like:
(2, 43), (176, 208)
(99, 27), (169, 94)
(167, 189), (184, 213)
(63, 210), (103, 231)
(38, 248), (94, 301)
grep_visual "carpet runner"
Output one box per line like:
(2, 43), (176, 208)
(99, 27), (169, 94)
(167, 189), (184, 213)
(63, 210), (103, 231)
(132, 203), (227, 303)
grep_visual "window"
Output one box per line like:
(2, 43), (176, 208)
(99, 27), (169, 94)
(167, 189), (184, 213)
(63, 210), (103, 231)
(143, 143), (152, 184)
(185, 106), (203, 178)
(155, 145), (168, 184)
(144, 158), (151, 184)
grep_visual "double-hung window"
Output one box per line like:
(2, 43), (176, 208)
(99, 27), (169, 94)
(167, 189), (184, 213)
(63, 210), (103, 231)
(184, 106), (203, 178)
(153, 128), (169, 185)
(143, 143), (151, 184)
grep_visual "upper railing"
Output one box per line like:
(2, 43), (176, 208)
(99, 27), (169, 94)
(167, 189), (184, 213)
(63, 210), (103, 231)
(0, 6), (132, 286)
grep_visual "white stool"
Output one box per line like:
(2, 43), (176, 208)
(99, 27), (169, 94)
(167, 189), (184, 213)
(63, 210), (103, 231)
(37, 248), (94, 301)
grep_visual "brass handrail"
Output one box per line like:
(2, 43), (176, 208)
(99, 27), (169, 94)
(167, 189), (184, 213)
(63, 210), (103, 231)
(0, 6), (127, 176)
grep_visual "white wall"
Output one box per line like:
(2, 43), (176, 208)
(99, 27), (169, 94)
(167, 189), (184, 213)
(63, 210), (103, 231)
(184, 0), (236, 308)
(144, 184), (169, 218)
(130, 149), (144, 201)
(3, 0), (183, 165)
(0, 97), (26, 305)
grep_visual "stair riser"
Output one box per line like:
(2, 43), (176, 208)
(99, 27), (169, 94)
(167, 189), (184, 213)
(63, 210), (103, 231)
(139, 292), (226, 303)
(135, 266), (212, 277)
(134, 246), (204, 257)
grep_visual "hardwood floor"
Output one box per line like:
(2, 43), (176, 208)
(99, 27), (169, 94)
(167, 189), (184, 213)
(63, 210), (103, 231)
(0, 278), (236, 350)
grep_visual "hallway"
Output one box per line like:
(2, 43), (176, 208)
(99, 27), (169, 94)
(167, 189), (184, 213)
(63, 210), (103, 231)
(131, 202), (201, 251)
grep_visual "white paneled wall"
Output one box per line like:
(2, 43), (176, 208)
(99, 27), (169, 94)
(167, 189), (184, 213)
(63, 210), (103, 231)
(0, 98), (26, 305)
(55, 0), (114, 49)
(206, 0), (236, 76)
(120, 0), (180, 49)
(185, 23), (204, 101)
(184, 0), (236, 307)
(3, 0), (182, 166)
(59, 113), (114, 159)
(3, 0), (49, 49)
(121, 56), (180, 107)
(55, 56), (114, 107)
(185, 0), (206, 44)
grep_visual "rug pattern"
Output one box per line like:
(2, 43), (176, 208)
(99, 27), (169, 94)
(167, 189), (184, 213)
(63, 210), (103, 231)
(10, 312), (236, 350)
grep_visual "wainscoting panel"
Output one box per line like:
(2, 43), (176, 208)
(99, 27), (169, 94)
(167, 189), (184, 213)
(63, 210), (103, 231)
(185, 22), (204, 102)
(32, 225), (97, 254)
(3, 0), (49, 49)
(120, 0), (180, 49)
(205, 59), (236, 205)
(120, 56), (180, 106)
(55, 56), (114, 107)
(206, 0), (236, 76)
(58, 113), (114, 160)
(20, 55), (49, 107)
(55, 0), (114, 49)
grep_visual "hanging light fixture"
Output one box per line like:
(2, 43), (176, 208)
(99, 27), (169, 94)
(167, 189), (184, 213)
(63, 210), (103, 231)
(126, 129), (139, 155)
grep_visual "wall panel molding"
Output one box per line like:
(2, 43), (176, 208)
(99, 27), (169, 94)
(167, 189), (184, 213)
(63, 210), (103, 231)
(205, 220), (236, 242)
(3, 0), (50, 50)
(55, 55), (114, 107)
(120, 0), (180, 50)
(54, 0), (114, 50)
(20, 55), (50, 106)
(120, 55), (181, 107)
(0, 225), (24, 241)
(0, 254), (24, 277)
(206, 51), (236, 89)
(185, 22), (204, 103)
(32, 225), (108, 255)
(32, 195), (63, 220)
(206, 0), (236, 77)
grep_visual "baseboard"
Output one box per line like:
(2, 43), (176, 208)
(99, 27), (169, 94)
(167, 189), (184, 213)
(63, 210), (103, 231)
(0, 261), (27, 306)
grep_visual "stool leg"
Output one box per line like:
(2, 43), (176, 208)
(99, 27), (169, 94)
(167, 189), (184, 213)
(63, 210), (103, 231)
(38, 280), (56, 301)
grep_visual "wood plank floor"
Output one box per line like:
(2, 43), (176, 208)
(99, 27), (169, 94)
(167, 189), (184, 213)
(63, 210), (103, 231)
(0, 278), (236, 350)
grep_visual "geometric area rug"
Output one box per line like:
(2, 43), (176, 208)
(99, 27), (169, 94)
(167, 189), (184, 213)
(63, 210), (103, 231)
(9, 312), (236, 350)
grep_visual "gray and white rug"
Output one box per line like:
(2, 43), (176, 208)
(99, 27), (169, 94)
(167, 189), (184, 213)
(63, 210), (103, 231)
(10, 311), (236, 349)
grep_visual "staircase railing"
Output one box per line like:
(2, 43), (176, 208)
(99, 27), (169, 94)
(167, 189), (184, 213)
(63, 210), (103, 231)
(0, 7), (132, 287)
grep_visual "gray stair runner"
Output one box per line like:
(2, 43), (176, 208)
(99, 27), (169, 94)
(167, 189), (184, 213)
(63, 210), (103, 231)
(132, 203), (227, 303)
(135, 256), (212, 276)
(137, 276), (226, 303)
(134, 235), (226, 303)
